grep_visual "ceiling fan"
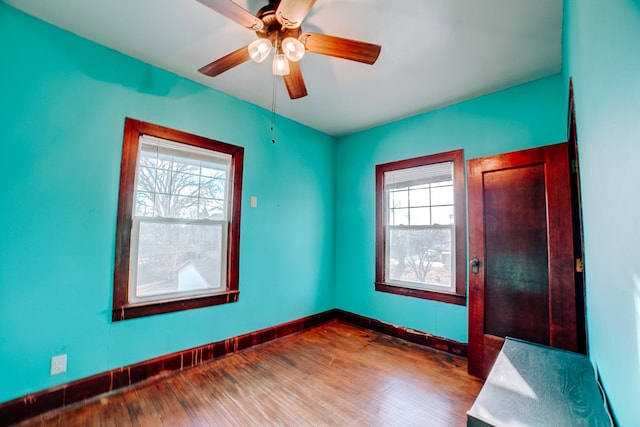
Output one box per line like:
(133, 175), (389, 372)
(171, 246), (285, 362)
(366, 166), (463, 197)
(196, 0), (382, 99)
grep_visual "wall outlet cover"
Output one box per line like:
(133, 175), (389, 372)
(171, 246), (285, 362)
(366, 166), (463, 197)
(51, 354), (67, 375)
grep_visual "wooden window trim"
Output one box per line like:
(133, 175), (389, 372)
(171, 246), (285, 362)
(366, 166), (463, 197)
(375, 149), (467, 306)
(112, 118), (244, 321)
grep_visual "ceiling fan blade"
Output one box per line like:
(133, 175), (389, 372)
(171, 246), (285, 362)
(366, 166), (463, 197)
(283, 60), (308, 99)
(300, 32), (381, 65)
(276, 0), (317, 29)
(196, 0), (264, 31)
(198, 45), (252, 77)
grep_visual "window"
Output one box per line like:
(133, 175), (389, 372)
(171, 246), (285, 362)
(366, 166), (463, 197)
(375, 150), (466, 305)
(113, 118), (243, 321)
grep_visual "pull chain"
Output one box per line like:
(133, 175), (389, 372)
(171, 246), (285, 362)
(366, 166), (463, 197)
(271, 74), (277, 144)
(270, 36), (279, 144)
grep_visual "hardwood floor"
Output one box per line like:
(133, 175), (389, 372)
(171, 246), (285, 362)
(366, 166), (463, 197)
(16, 321), (483, 426)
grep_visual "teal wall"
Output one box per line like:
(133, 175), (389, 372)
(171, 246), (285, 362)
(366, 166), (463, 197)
(564, 0), (640, 424)
(0, 4), (336, 403)
(334, 74), (566, 343)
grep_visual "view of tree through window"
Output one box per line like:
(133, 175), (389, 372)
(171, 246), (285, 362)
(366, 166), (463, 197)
(388, 226), (452, 287)
(130, 139), (230, 301)
(386, 172), (454, 289)
(135, 144), (227, 219)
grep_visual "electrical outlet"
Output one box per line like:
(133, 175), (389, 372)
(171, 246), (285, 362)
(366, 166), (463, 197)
(50, 354), (67, 375)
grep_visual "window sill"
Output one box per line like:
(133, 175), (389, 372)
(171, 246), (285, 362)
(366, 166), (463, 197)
(375, 282), (466, 306)
(112, 290), (240, 321)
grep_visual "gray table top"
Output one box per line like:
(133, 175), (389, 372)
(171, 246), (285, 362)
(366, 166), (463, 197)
(467, 338), (613, 427)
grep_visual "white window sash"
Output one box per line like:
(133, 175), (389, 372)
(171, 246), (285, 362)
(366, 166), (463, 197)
(136, 135), (232, 221)
(385, 224), (456, 293)
(129, 217), (229, 303)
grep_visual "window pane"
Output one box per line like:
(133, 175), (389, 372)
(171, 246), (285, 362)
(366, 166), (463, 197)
(389, 189), (408, 208)
(139, 151), (162, 169)
(135, 191), (155, 217)
(431, 184), (454, 206)
(152, 194), (171, 217)
(387, 227), (452, 288)
(409, 207), (431, 225)
(390, 208), (409, 225)
(409, 187), (430, 207)
(136, 164), (157, 193)
(152, 168), (172, 194)
(174, 159), (200, 175)
(154, 152), (173, 171)
(201, 163), (226, 178)
(201, 176), (226, 201)
(171, 172), (200, 197)
(135, 221), (225, 298)
(135, 165), (169, 194)
(135, 142), (230, 221)
(432, 206), (454, 225)
(178, 196), (202, 218)
(199, 198), (225, 220)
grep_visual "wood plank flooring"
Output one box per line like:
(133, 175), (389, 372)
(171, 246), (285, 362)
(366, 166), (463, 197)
(16, 321), (483, 426)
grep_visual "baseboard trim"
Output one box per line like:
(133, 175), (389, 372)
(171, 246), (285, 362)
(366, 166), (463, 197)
(334, 309), (468, 357)
(0, 309), (466, 425)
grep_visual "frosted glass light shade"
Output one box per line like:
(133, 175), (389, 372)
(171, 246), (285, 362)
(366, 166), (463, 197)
(272, 54), (290, 75)
(248, 38), (272, 63)
(282, 37), (305, 62)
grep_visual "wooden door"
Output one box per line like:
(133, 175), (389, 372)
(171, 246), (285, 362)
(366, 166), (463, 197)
(467, 143), (578, 378)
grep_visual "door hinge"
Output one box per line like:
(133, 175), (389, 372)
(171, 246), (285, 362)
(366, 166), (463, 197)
(571, 159), (578, 173)
(576, 258), (584, 273)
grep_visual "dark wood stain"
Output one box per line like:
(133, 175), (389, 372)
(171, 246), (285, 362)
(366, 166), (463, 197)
(567, 78), (588, 355)
(14, 321), (482, 427)
(64, 374), (112, 407)
(335, 309), (468, 356)
(483, 164), (550, 343)
(467, 143), (579, 378)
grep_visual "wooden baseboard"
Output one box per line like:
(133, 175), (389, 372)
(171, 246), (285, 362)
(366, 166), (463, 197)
(334, 309), (468, 357)
(0, 309), (466, 425)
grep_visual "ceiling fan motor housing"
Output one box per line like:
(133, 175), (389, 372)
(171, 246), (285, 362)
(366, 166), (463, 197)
(256, 2), (301, 48)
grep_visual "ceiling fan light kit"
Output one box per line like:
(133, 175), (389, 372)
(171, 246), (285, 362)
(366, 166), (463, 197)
(281, 37), (305, 62)
(248, 38), (272, 63)
(272, 53), (290, 75)
(196, 0), (382, 100)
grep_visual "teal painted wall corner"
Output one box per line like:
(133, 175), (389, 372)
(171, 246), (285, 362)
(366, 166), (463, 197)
(0, 3), (336, 404)
(334, 74), (567, 344)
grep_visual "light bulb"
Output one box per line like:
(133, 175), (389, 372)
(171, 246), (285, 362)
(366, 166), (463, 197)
(282, 37), (305, 62)
(248, 38), (272, 63)
(272, 54), (290, 76)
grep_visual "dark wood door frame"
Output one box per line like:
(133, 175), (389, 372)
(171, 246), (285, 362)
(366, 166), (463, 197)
(568, 78), (588, 355)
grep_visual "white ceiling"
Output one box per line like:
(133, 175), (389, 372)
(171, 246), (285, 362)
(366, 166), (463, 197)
(4, 0), (563, 137)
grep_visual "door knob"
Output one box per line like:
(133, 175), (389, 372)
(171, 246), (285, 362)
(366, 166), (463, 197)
(470, 256), (480, 274)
